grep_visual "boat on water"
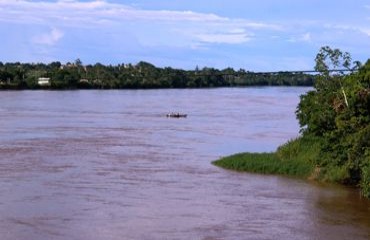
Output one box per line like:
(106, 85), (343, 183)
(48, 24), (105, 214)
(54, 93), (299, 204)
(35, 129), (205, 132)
(166, 113), (187, 118)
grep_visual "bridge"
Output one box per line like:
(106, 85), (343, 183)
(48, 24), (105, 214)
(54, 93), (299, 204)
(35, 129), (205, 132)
(191, 68), (355, 77)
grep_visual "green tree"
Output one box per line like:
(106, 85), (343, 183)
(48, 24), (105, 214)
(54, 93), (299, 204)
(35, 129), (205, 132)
(314, 46), (360, 107)
(297, 46), (370, 196)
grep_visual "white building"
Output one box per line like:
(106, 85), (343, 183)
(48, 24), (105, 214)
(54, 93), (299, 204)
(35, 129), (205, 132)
(38, 77), (50, 86)
(79, 79), (89, 83)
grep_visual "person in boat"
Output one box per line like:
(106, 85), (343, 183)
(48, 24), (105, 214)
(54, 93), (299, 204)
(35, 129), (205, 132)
(167, 112), (187, 118)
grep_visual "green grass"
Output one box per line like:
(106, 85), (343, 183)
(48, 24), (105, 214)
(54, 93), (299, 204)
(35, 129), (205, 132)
(213, 135), (370, 199)
(213, 136), (321, 179)
(213, 152), (313, 177)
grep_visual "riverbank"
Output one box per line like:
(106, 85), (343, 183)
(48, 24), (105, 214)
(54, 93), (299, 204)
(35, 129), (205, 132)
(213, 132), (369, 197)
(214, 51), (370, 198)
(213, 136), (321, 180)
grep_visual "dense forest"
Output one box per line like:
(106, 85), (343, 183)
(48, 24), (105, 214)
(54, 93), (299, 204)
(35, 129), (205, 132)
(214, 46), (370, 197)
(0, 60), (315, 89)
(296, 47), (370, 197)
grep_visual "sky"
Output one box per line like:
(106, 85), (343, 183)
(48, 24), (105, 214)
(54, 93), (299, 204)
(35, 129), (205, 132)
(0, 0), (370, 71)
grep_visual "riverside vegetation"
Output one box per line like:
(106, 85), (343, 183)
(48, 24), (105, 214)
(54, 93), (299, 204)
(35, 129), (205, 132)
(214, 46), (370, 198)
(0, 60), (314, 89)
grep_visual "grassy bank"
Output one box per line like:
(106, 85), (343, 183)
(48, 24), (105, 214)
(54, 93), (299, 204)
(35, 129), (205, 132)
(213, 126), (370, 198)
(213, 136), (321, 179)
(213, 152), (313, 177)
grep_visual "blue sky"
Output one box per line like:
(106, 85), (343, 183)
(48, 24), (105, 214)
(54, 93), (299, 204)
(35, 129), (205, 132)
(0, 0), (370, 71)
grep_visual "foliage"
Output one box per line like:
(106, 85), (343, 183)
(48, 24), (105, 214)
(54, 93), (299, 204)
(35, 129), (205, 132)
(213, 144), (315, 178)
(360, 153), (370, 197)
(0, 60), (315, 89)
(276, 135), (322, 167)
(213, 136), (320, 178)
(296, 46), (370, 197)
(214, 46), (370, 197)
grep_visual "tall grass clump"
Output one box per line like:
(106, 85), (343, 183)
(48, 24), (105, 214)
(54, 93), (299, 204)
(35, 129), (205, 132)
(213, 136), (318, 178)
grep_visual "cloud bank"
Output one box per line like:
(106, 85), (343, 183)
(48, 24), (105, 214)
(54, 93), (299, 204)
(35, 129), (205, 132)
(0, 0), (369, 70)
(0, 0), (280, 46)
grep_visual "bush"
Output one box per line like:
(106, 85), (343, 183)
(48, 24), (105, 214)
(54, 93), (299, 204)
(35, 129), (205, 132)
(360, 165), (370, 198)
(213, 141), (315, 178)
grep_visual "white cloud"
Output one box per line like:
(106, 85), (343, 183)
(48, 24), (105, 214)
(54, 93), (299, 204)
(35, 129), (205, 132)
(324, 24), (370, 37)
(0, 0), (281, 46)
(196, 33), (252, 44)
(33, 28), (64, 46)
(358, 28), (370, 36)
(0, 1), (228, 24)
(301, 33), (311, 42)
(288, 32), (311, 43)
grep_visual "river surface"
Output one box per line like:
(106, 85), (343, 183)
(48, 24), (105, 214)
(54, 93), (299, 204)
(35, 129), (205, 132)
(0, 88), (369, 240)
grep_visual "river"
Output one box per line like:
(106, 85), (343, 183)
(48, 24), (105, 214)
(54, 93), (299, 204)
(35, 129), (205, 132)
(0, 88), (369, 240)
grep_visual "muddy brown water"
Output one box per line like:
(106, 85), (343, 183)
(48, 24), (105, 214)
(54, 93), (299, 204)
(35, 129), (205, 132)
(0, 88), (369, 240)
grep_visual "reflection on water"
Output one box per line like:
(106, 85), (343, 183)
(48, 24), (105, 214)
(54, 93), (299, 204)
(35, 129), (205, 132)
(0, 88), (369, 240)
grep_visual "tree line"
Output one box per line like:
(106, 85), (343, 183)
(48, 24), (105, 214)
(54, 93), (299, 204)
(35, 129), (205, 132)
(0, 60), (315, 90)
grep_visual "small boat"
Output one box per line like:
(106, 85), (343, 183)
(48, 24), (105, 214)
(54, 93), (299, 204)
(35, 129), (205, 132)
(166, 113), (187, 118)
